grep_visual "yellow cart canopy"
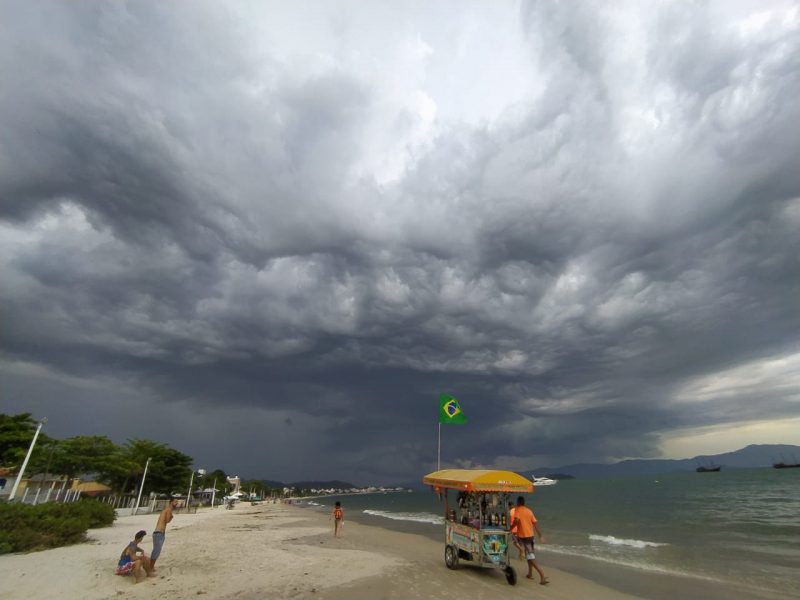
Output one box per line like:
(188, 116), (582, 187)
(423, 469), (534, 493)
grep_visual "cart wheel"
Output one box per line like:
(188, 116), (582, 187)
(444, 545), (459, 570)
(504, 566), (517, 586)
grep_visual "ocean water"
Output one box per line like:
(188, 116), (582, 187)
(302, 468), (800, 598)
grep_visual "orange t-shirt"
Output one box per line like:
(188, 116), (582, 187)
(509, 507), (518, 534)
(514, 505), (537, 539)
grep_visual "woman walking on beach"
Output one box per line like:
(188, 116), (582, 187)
(332, 501), (344, 537)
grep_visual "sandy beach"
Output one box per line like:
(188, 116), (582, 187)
(0, 502), (784, 600)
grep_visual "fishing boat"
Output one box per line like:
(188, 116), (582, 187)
(773, 462), (800, 469)
(696, 465), (721, 473)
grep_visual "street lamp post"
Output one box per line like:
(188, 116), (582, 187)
(133, 457), (151, 515)
(9, 417), (47, 501)
(187, 468), (205, 510)
(186, 470), (195, 509)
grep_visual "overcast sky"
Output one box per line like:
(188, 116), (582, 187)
(1, 0), (799, 484)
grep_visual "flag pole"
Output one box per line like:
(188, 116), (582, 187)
(438, 422), (441, 471)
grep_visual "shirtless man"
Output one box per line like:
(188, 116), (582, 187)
(150, 497), (179, 571)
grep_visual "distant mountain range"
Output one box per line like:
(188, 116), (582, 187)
(258, 444), (800, 489)
(530, 444), (800, 479)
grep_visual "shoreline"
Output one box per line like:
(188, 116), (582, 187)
(297, 500), (788, 600)
(0, 501), (787, 600)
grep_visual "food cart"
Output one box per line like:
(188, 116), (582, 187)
(422, 469), (535, 585)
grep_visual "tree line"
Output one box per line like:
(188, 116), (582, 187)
(0, 413), (270, 497)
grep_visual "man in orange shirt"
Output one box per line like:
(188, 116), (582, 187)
(508, 501), (524, 559)
(511, 496), (549, 585)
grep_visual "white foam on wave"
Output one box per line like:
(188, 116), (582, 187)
(543, 544), (722, 582)
(362, 509), (444, 525)
(589, 534), (668, 548)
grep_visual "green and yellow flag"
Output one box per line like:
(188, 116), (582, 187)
(439, 394), (467, 425)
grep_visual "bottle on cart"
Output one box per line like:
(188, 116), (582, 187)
(500, 512), (507, 527)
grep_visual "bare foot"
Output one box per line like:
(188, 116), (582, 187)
(526, 574), (534, 579)
(540, 579), (550, 585)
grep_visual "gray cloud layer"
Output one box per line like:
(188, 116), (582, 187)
(2, 1), (799, 482)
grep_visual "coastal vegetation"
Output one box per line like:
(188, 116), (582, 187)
(0, 499), (115, 554)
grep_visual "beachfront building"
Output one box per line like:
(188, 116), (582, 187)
(0, 472), (70, 503)
(0, 468), (119, 504)
(192, 487), (219, 506)
(71, 479), (113, 498)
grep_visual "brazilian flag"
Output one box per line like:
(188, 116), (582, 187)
(439, 394), (467, 424)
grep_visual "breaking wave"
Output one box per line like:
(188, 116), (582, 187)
(362, 509), (444, 525)
(589, 534), (668, 548)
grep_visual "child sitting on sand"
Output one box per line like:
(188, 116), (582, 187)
(115, 530), (153, 583)
(332, 501), (344, 537)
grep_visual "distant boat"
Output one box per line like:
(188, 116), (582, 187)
(695, 465), (721, 473)
(773, 462), (800, 469)
(532, 476), (558, 486)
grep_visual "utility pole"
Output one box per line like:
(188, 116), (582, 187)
(9, 418), (47, 501)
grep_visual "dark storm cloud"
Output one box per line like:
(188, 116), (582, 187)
(1, 1), (799, 482)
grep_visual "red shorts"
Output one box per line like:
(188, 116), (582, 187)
(115, 561), (135, 576)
